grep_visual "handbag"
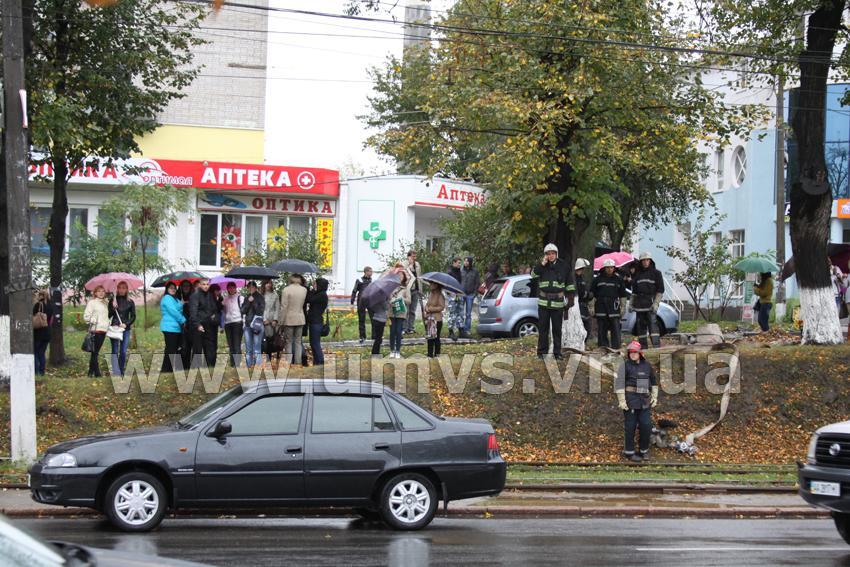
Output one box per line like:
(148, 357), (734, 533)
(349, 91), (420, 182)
(250, 315), (264, 334)
(391, 297), (407, 316)
(82, 325), (95, 352)
(477, 283), (487, 295)
(107, 309), (125, 340)
(321, 309), (330, 337)
(33, 303), (48, 329)
(425, 316), (437, 339)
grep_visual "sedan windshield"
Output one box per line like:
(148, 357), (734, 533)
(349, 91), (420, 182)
(178, 385), (243, 428)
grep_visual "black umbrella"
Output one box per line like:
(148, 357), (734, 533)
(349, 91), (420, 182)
(225, 266), (279, 280)
(151, 271), (206, 288)
(360, 272), (401, 311)
(270, 259), (319, 273)
(420, 271), (464, 295)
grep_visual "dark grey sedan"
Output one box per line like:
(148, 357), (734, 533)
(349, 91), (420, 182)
(28, 380), (506, 532)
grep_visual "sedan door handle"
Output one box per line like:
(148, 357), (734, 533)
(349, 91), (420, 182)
(285, 446), (302, 454)
(373, 443), (390, 451)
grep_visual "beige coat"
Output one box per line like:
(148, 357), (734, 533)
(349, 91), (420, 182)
(278, 284), (307, 326)
(424, 291), (446, 322)
(84, 298), (110, 332)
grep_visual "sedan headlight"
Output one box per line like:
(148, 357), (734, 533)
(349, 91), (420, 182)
(44, 453), (77, 468)
(807, 434), (819, 464)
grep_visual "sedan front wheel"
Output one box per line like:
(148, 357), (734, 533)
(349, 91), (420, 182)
(104, 472), (167, 532)
(379, 473), (437, 530)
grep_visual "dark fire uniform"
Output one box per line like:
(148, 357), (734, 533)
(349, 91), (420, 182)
(615, 356), (658, 457)
(575, 271), (592, 340)
(530, 259), (576, 357)
(590, 271), (628, 348)
(631, 261), (664, 349)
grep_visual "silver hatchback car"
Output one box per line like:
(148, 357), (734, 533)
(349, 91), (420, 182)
(477, 274), (679, 338)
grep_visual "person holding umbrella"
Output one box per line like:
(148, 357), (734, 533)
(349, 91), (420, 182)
(446, 257), (464, 341)
(424, 283), (446, 357)
(754, 272), (774, 332)
(389, 268), (411, 358)
(177, 279), (195, 370)
(630, 252), (664, 350)
(160, 282), (185, 373)
(590, 259), (628, 349)
(108, 281), (136, 376)
(278, 274), (307, 365)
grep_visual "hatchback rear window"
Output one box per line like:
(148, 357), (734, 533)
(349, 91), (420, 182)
(483, 280), (507, 299)
(511, 280), (531, 298)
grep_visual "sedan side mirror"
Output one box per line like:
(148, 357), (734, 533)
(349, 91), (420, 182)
(207, 420), (232, 438)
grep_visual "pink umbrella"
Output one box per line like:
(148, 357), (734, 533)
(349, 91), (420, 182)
(210, 275), (246, 288)
(593, 251), (635, 271)
(84, 272), (143, 293)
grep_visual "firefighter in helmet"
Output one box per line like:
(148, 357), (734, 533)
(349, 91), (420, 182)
(529, 243), (575, 358)
(615, 340), (659, 462)
(631, 251), (665, 349)
(589, 258), (628, 348)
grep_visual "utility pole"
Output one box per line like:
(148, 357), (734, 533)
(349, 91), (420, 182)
(774, 74), (787, 321)
(3, 0), (37, 462)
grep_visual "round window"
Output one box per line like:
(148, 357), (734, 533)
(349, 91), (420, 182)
(733, 146), (747, 187)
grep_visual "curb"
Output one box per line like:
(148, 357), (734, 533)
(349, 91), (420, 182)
(1, 505), (829, 520)
(503, 483), (797, 493)
(448, 506), (830, 519)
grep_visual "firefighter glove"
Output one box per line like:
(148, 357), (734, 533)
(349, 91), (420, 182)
(616, 390), (628, 411)
(650, 386), (659, 408)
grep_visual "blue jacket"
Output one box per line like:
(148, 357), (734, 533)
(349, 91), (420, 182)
(160, 294), (186, 333)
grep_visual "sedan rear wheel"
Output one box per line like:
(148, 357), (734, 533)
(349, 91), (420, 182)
(105, 472), (166, 532)
(379, 473), (437, 530)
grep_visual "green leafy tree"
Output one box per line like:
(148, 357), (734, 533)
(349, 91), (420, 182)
(63, 215), (168, 306)
(659, 208), (735, 321)
(99, 185), (194, 327)
(363, 0), (759, 266)
(28, 0), (205, 362)
(704, 0), (846, 343)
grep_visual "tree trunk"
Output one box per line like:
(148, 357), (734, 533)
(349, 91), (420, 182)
(142, 246), (148, 329)
(48, 156), (68, 365)
(789, 2), (845, 345)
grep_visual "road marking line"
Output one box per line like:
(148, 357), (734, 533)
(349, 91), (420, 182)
(636, 547), (848, 553)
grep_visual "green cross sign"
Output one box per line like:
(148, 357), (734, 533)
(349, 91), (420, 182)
(362, 221), (387, 249)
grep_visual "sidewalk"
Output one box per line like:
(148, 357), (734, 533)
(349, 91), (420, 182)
(1, 486), (827, 520)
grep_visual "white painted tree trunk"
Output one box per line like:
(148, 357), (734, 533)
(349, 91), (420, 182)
(800, 286), (843, 344)
(0, 315), (10, 381)
(562, 301), (586, 351)
(10, 353), (37, 462)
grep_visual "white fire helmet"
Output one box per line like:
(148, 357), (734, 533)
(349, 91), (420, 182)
(639, 252), (652, 261)
(602, 259), (616, 268)
(544, 243), (559, 254)
(574, 258), (591, 270)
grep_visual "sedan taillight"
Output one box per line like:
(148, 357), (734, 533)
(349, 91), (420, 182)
(487, 433), (499, 451)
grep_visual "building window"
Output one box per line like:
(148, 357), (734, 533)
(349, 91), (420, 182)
(425, 236), (444, 254)
(732, 146), (747, 187)
(715, 148), (725, 191)
(68, 208), (89, 251)
(199, 214), (219, 267)
(729, 230), (745, 259)
(30, 207), (51, 256)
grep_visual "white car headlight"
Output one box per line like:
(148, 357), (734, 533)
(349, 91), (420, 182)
(807, 434), (819, 464)
(44, 453), (77, 468)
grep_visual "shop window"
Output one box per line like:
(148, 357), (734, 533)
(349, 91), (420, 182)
(244, 216), (264, 254)
(68, 208), (89, 251)
(30, 207), (51, 256)
(289, 215), (309, 236)
(199, 214), (218, 267)
(220, 214), (241, 266)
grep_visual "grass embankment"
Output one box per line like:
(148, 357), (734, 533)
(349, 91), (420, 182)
(2, 323), (849, 472)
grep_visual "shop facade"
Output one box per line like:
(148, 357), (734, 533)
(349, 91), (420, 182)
(28, 163), (485, 301)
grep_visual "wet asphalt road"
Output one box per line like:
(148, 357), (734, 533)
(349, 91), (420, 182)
(17, 517), (850, 566)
